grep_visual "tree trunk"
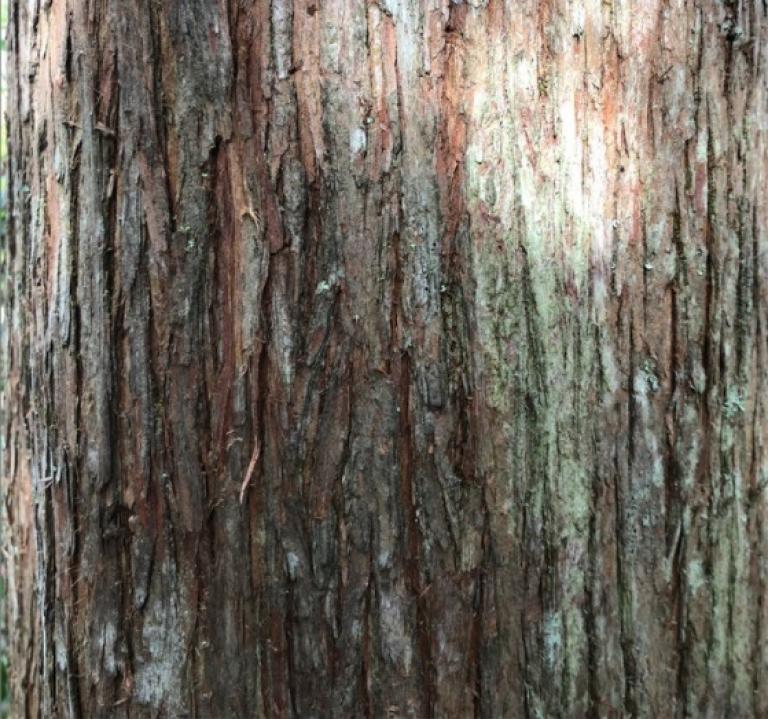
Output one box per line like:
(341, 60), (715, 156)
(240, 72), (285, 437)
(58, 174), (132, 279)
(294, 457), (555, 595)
(3, 0), (767, 716)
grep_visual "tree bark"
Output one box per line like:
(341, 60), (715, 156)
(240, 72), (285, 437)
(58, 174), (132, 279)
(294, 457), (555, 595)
(3, 0), (767, 716)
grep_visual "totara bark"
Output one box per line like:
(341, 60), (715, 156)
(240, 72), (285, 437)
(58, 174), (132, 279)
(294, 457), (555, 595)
(3, 0), (767, 717)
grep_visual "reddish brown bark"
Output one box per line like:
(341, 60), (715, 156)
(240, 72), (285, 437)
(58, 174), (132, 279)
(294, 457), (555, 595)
(3, 0), (767, 717)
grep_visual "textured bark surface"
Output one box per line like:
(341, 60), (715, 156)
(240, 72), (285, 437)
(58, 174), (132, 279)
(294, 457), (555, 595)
(3, 0), (768, 716)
